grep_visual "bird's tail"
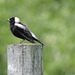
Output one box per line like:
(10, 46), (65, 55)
(33, 37), (44, 46)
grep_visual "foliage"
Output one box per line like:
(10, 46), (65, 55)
(0, 0), (75, 75)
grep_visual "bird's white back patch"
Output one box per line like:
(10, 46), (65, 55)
(15, 23), (25, 29)
(15, 17), (20, 23)
(30, 32), (37, 39)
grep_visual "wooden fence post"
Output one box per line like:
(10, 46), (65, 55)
(7, 43), (43, 75)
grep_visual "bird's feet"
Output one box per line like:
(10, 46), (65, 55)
(19, 39), (26, 44)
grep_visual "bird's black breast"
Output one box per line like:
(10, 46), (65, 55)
(10, 25), (25, 39)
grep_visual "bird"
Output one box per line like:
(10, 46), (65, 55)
(7, 17), (44, 46)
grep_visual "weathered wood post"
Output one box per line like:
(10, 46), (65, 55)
(7, 43), (43, 75)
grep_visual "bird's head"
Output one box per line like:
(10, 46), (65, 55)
(7, 17), (20, 24)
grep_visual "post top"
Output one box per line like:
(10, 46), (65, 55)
(7, 43), (42, 47)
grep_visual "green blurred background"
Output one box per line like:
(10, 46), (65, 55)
(0, 0), (75, 75)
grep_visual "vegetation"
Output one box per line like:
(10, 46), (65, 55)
(0, 0), (75, 75)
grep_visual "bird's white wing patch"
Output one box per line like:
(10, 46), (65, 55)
(15, 23), (25, 29)
(30, 32), (38, 39)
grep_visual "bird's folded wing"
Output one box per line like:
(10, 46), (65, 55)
(15, 25), (35, 43)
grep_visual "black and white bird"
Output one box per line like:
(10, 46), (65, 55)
(7, 17), (44, 46)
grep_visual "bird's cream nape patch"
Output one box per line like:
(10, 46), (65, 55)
(15, 17), (20, 23)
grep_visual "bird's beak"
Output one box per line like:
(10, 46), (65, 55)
(7, 19), (10, 21)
